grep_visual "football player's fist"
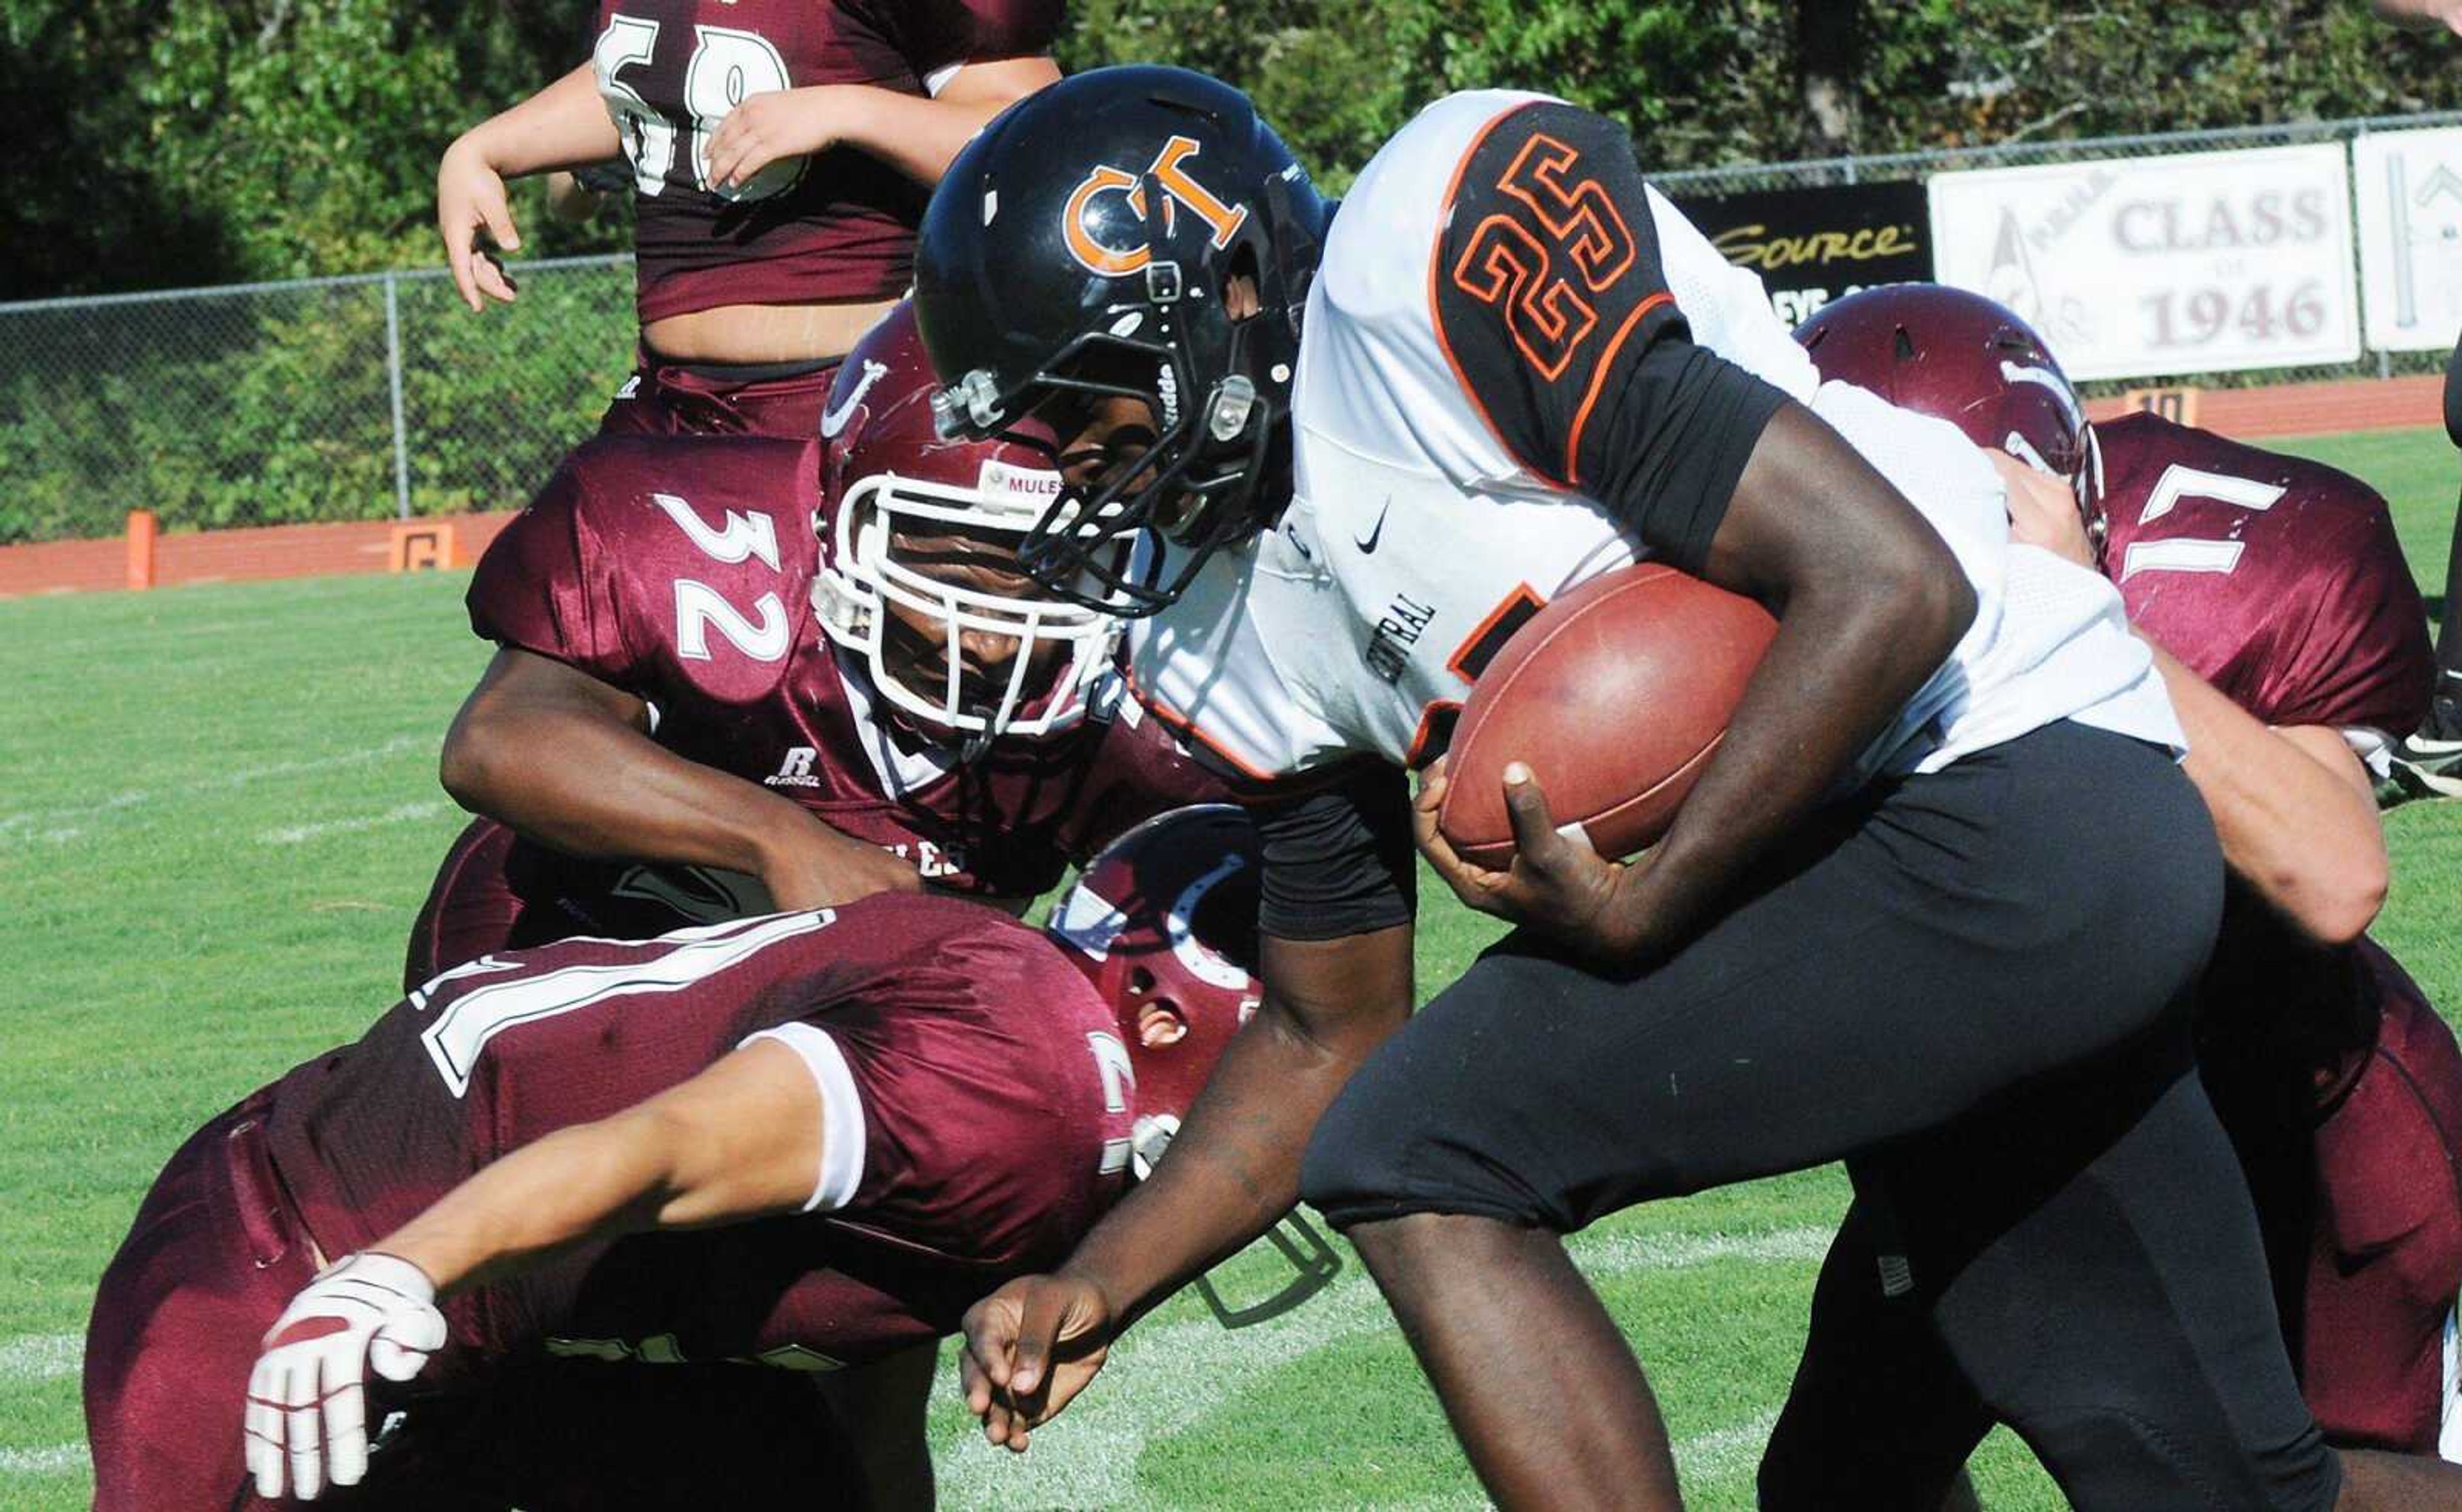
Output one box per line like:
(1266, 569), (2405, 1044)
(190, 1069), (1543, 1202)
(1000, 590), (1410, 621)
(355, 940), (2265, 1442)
(705, 87), (844, 193)
(758, 822), (926, 914)
(1414, 757), (1647, 963)
(1990, 449), (2095, 569)
(960, 1272), (1115, 1452)
(245, 1252), (446, 1500)
(437, 135), (523, 313)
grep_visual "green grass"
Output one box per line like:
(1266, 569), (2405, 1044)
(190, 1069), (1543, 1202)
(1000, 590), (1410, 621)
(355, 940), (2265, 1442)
(4, 426), (2459, 1509)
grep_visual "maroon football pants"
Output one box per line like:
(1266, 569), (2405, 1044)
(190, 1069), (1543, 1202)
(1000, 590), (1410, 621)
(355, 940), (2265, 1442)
(2282, 945), (2462, 1454)
(86, 1092), (862, 1511)
(84, 1089), (390, 1512)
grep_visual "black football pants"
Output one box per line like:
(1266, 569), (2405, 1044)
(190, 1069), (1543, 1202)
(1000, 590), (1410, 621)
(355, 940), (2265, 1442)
(2425, 338), (2462, 738)
(1301, 720), (2338, 1511)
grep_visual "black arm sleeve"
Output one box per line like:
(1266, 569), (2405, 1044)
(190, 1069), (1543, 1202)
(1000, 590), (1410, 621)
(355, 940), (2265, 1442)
(1252, 761), (1417, 942)
(1433, 101), (1788, 573)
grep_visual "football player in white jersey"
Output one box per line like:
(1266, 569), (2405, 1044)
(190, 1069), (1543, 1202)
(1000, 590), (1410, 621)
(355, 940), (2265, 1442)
(910, 67), (2434, 1510)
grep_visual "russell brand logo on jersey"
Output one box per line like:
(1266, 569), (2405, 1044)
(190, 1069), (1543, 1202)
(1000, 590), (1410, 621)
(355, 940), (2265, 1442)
(766, 747), (823, 788)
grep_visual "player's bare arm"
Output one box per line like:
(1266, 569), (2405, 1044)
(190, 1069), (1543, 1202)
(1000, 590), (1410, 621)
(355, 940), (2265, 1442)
(436, 63), (623, 312)
(1421, 402), (1976, 963)
(373, 1036), (827, 1291)
(705, 55), (1060, 194)
(1997, 447), (2390, 942)
(440, 646), (923, 911)
(962, 922), (1414, 1449)
(246, 1038), (830, 1499)
(2152, 649), (2388, 943)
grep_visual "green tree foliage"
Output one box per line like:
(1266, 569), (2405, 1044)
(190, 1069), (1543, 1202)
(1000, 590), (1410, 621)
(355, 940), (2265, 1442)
(1065, 0), (2462, 187)
(11, 0), (2458, 295)
(1, 0), (624, 299)
(6, 1), (2458, 544)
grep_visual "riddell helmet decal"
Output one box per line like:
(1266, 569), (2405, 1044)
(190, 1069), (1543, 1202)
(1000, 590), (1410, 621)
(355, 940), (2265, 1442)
(1062, 137), (1252, 277)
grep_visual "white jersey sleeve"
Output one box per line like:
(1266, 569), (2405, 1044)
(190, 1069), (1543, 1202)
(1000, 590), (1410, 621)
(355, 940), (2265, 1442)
(1128, 89), (2181, 788)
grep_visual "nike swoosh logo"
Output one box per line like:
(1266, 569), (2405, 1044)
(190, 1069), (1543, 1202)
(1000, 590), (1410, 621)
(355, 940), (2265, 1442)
(819, 360), (891, 439)
(1355, 500), (1391, 554)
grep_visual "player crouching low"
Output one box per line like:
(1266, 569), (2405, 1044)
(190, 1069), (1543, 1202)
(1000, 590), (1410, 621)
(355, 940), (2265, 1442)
(408, 299), (1224, 986)
(84, 808), (1280, 1509)
(1766, 285), (2462, 1499)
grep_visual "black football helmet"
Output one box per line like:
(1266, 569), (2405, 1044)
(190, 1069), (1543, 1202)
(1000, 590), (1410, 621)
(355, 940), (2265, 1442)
(914, 65), (1330, 617)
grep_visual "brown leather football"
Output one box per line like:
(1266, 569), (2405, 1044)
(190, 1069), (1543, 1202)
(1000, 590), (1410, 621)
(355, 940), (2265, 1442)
(1436, 563), (1777, 868)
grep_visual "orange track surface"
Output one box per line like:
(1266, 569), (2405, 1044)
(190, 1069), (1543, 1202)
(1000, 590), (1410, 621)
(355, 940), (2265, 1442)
(2084, 373), (2446, 439)
(0, 511), (515, 599)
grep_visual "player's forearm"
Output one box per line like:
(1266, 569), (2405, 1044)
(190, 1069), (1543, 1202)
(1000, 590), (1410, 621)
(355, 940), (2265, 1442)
(376, 1042), (826, 1294)
(1061, 1013), (1357, 1321)
(453, 63), (621, 180)
(1061, 928), (1414, 1323)
(376, 1114), (681, 1297)
(1633, 565), (1964, 943)
(830, 77), (1046, 186)
(1625, 407), (1973, 950)
(2152, 642), (2387, 944)
(443, 694), (855, 888)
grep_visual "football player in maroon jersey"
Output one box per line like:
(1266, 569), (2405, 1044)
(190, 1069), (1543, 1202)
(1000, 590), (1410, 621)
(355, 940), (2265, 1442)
(409, 302), (1226, 986)
(1759, 285), (2462, 1502)
(85, 808), (1272, 1510)
(433, 0), (1062, 438)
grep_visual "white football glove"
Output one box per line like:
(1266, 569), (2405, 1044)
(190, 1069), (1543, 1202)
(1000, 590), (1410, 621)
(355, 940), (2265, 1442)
(244, 1251), (446, 1500)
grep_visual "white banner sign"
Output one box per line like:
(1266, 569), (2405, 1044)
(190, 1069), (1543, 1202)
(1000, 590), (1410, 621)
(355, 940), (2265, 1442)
(1927, 144), (2361, 381)
(2352, 127), (2462, 353)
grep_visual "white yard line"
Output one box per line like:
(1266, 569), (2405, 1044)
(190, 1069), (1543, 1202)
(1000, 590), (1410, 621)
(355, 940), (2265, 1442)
(0, 1334), (82, 1384)
(1, 735), (431, 848)
(0, 1443), (83, 1477)
(1673, 1409), (1784, 1488)
(0, 1227), (1822, 1497)
(934, 1225), (1827, 1509)
(256, 800), (449, 847)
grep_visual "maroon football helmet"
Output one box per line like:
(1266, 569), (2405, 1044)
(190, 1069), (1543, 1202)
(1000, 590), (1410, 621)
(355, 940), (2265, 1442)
(814, 301), (1130, 741)
(1045, 803), (1341, 1327)
(1796, 285), (2105, 558)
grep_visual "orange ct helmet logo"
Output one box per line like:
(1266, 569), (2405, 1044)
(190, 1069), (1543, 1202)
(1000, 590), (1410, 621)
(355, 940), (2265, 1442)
(1062, 137), (1251, 277)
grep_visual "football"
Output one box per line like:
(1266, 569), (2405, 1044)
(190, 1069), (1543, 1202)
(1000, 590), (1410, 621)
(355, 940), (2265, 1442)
(1436, 563), (1777, 868)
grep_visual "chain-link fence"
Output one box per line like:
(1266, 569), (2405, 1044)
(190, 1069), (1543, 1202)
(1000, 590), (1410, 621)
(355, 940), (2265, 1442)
(8, 111), (2462, 547)
(0, 256), (635, 546)
(1657, 109), (2462, 397)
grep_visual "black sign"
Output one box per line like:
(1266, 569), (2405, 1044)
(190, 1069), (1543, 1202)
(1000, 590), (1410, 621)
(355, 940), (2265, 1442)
(1668, 179), (1934, 327)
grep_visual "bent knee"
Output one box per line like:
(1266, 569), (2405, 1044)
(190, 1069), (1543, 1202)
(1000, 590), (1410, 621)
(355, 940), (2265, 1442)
(1297, 1072), (1410, 1225)
(1300, 1061), (1562, 1231)
(2022, 1400), (2339, 1512)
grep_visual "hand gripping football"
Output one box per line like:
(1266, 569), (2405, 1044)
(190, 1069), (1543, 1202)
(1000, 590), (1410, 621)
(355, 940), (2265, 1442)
(1436, 564), (1777, 868)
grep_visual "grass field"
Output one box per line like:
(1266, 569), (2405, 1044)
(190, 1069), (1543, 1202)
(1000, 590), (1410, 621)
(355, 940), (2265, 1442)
(5, 425), (2460, 1509)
